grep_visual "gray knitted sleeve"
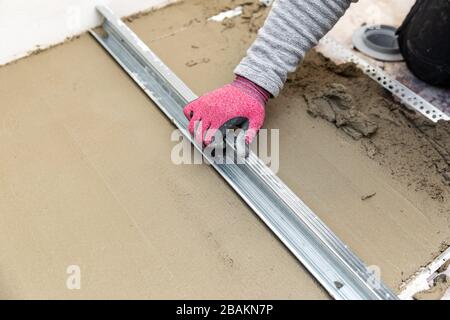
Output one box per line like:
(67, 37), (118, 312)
(234, 0), (356, 96)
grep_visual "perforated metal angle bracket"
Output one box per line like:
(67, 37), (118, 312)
(90, 6), (398, 300)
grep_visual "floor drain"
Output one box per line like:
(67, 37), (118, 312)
(352, 25), (404, 62)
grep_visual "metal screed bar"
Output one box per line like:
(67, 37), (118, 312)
(90, 6), (398, 300)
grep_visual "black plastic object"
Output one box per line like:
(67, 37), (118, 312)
(397, 0), (450, 87)
(352, 24), (403, 62)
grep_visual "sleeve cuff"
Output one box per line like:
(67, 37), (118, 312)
(234, 63), (283, 97)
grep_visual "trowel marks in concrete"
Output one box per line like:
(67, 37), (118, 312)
(290, 52), (450, 206)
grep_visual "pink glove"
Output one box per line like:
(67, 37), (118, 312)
(183, 76), (269, 147)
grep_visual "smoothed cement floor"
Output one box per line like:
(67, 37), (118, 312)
(0, 0), (448, 299)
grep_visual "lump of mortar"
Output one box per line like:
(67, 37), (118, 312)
(325, 61), (363, 78)
(304, 83), (378, 140)
(413, 274), (450, 300)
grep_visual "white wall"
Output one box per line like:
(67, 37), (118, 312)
(0, 0), (177, 65)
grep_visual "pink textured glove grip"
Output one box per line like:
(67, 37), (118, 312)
(183, 76), (268, 146)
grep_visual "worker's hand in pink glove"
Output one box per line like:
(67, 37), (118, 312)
(183, 76), (270, 147)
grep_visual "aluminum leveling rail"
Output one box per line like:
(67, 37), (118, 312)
(90, 6), (398, 300)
